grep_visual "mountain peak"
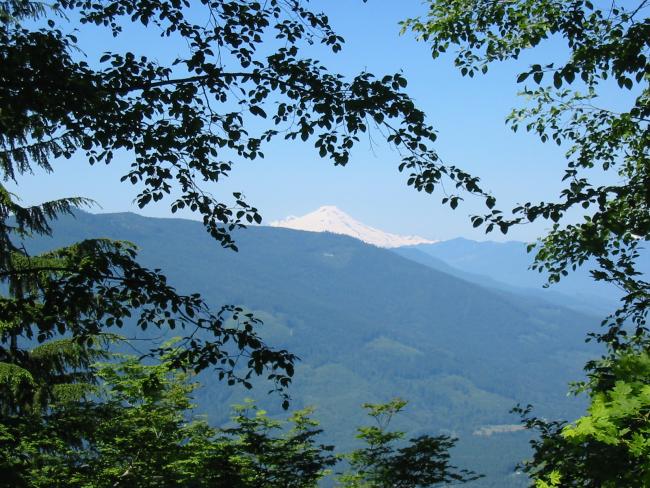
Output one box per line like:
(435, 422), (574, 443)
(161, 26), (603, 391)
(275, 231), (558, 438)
(269, 206), (437, 248)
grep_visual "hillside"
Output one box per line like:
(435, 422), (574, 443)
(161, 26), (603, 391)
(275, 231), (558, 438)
(24, 211), (602, 487)
(410, 239), (623, 315)
(392, 246), (615, 317)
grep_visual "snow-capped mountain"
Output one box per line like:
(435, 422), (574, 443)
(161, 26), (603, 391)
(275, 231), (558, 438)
(269, 206), (437, 248)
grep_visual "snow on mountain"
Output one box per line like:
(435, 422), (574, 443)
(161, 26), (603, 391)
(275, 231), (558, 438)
(269, 206), (437, 248)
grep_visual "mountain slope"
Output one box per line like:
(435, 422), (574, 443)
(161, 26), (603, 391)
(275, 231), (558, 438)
(24, 212), (602, 487)
(393, 246), (615, 317)
(411, 239), (622, 314)
(270, 205), (436, 247)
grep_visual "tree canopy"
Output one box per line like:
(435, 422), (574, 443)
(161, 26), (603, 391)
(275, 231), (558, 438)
(3, 349), (476, 487)
(338, 398), (481, 487)
(0, 0), (483, 485)
(2, 0), (495, 243)
(403, 1), (649, 486)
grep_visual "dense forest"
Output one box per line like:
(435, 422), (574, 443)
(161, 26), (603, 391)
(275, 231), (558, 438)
(1, 1), (648, 487)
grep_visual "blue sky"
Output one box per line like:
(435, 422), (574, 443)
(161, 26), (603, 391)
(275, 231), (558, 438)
(11, 0), (615, 242)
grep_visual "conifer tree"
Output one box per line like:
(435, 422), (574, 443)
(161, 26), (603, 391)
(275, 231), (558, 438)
(339, 399), (481, 487)
(2, 351), (336, 487)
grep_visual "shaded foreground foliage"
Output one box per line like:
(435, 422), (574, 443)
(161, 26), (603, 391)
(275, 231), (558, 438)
(1, 348), (479, 487)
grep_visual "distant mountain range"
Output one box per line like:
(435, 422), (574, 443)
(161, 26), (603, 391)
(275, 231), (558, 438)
(270, 205), (436, 248)
(24, 211), (607, 488)
(271, 206), (630, 317)
(393, 244), (619, 318)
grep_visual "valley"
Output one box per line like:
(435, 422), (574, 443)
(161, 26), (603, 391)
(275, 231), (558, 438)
(24, 210), (606, 487)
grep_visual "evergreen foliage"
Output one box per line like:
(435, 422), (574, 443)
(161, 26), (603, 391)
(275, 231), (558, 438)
(1, 350), (333, 487)
(339, 398), (481, 487)
(2, 351), (476, 487)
